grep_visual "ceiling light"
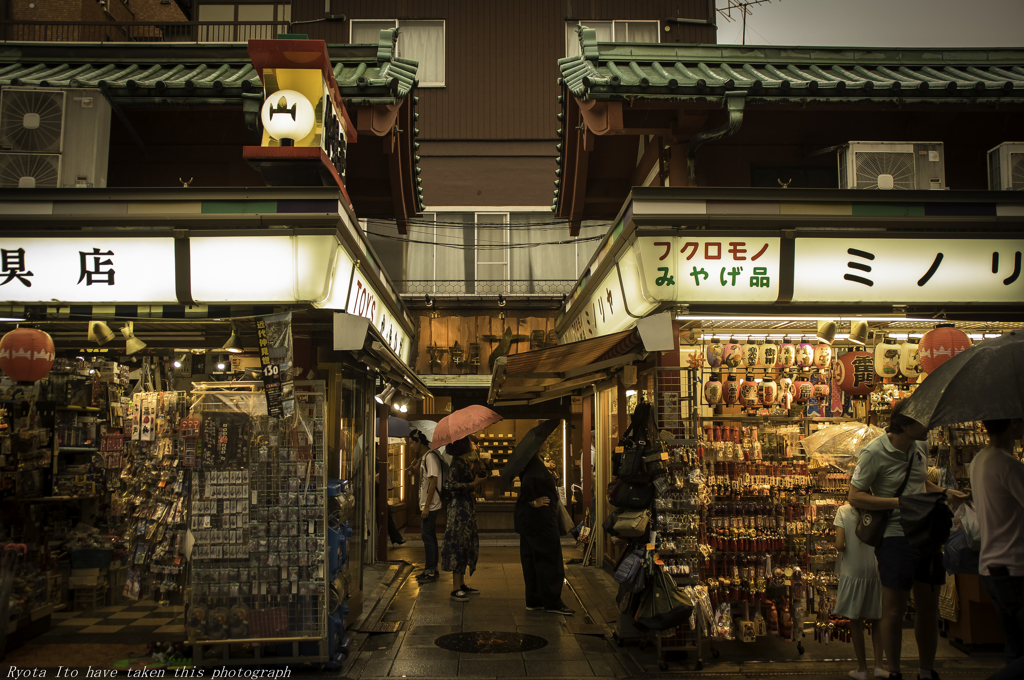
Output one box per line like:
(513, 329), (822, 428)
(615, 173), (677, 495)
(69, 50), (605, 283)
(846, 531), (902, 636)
(425, 293), (433, 307)
(816, 320), (837, 344)
(121, 322), (147, 355)
(374, 384), (396, 405)
(849, 320), (869, 345)
(222, 322), (243, 353)
(498, 294), (506, 307)
(87, 320), (115, 345)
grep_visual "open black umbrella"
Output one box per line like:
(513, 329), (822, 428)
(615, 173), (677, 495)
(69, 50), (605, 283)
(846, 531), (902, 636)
(499, 418), (562, 489)
(902, 330), (1023, 428)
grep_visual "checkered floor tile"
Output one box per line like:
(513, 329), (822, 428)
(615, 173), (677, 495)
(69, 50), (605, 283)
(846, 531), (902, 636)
(53, 599), (186, 637)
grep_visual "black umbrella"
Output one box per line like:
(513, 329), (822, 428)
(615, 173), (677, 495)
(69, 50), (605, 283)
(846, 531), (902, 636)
(901, 329), (1024, 429)
(499, 418), (563, 489)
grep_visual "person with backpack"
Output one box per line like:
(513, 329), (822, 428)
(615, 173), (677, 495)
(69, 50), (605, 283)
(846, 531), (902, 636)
(408, 427), (443, 582)
(440, 435), (487, 601)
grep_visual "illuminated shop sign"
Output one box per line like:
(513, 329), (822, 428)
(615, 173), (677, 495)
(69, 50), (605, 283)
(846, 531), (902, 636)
(347, 272), (412, 365)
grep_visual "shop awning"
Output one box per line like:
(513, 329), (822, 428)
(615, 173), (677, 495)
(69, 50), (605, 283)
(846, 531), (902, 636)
(488, 329), (646, 406)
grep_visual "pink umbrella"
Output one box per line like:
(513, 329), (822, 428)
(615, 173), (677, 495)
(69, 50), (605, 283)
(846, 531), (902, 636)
(431, 405), (503, 448)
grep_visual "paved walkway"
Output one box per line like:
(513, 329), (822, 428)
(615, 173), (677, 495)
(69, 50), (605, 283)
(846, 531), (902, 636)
(347, 537), (1009, 680)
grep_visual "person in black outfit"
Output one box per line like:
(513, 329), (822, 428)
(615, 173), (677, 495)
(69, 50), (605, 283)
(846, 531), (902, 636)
(515, 453), (574, 615)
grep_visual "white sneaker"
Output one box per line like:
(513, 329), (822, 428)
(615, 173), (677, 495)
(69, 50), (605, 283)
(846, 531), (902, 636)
(874, 669), (889, 678)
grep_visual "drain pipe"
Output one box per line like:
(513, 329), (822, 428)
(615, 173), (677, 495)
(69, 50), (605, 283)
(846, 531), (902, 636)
(687, 90), (746, 184)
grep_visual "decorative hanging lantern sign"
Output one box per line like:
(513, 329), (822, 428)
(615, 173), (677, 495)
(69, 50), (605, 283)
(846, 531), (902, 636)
(743, 342), (761, 370)
(722, 341), (744, 369)
(741, 376), (760, 407)
(758, 378), (777, 406)
(704, 374), (723, 406)
(813, 343), (832, 369)
(796, 342), (814, 369)
(0, 328), (55, 383)
(836, 350), (876, 396)
(724, 376), (740, 406)
(760, 341), (778, 368)
(874, 340), (902, 378)
(778, 376), (794, 409)
(899, 342), (921, 379)
(813, 382), (830, 399)
(793, 380), (814, 403)
(778, 340), (796, 368)
(706, 339), (724, 369)
(919, 325), (972, 374)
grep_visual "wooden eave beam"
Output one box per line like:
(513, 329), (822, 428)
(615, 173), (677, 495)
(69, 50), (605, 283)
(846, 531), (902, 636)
(578, 98), (623, 136)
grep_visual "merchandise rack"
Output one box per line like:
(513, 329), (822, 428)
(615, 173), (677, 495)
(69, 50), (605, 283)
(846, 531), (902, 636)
(189, 382), (334, 667)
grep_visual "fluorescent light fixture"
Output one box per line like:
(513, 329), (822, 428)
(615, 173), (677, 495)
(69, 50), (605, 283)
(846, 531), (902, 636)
(625, 390), (637, 397)
(0, 317), (26, 322)
(675, 315), (936, 322)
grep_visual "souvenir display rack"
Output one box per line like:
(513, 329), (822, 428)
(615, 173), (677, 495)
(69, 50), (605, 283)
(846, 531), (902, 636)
(188, 382), (343, 667)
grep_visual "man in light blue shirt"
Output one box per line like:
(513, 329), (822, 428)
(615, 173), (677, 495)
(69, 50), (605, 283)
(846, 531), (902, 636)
(849, 401), (968, 680)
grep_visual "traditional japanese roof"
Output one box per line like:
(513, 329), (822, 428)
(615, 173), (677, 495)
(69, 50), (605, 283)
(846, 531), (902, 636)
(558, 30), (1024, 103)
(551, 29), (1024, 229)
(0, 29), (424, 219)
(0, 30), (418, 107)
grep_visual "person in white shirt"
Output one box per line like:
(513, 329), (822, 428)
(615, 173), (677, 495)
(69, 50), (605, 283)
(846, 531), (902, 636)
(968, 418), (1024, 680)
(407, 428), (442, 582)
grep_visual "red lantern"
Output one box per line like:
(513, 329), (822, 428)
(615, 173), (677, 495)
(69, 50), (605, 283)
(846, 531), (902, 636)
(0, 328), (55, 384)
(919, 325), (971, 374)
(836, 350), (876, 396)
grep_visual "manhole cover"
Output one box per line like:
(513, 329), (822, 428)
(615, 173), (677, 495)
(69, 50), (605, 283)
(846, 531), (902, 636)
(435, 631), (548, 654)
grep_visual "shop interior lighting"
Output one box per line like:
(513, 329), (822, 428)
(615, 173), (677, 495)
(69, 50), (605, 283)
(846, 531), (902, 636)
(816, 320), (838, 344)
(393, 395), (409, 413)
(222, 322), (243, 354)
(374, 384), (396, 405)
(848, 320), (869, 345)
(121, 322), (147, 355)
(87, 320), (116, 345)
(0, 316), (25, 322)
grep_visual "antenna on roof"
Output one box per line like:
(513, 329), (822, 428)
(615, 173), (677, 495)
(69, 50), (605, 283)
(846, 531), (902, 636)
(717, 0), (775, 46)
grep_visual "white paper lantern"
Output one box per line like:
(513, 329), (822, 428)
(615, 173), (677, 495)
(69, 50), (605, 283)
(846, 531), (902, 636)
(900, 342), (921, 378)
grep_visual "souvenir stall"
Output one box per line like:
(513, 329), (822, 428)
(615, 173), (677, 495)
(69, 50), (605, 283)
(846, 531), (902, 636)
(538, 188), (1024, 668)
(0, 184), (427, 666)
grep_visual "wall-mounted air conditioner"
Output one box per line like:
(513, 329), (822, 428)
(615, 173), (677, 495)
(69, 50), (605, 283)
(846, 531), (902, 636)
(988, 142), (1024, 191)
(0, 86), (111, 188)
(838, 141), (945, 191)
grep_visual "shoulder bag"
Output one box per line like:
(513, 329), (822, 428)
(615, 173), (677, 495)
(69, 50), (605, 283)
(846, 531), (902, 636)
(612, 508), (651, 538)
(855, 453), (914, 547)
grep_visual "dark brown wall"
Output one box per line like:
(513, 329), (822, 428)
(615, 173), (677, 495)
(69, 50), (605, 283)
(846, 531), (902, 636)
(294, 0), (715, 142)
(108, 108), (264, 188)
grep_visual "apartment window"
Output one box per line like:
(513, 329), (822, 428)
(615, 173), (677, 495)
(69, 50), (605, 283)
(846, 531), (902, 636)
(351, 19), (446, 87)
(396, 212), (598, 296)
(565, 20), (660, 57)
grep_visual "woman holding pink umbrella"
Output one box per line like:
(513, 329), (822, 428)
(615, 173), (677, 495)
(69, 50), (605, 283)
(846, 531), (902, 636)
(431, 406), (503, 602)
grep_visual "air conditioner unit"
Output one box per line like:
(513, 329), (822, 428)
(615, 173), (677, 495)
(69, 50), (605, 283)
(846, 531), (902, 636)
(838, 141), (945, 191)
(0, 153), (61, 188)
(0, 86), (111, 188)
(988, 142), (1024, 191)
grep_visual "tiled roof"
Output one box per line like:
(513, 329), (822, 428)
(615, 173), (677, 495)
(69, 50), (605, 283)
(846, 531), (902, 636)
(552, 30), (1024, 216)
(0, 28), (418, 106)
(558, 30), (1024, 102)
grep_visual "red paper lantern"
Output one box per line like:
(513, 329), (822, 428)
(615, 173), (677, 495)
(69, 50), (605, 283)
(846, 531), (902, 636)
(919, 325), (972, 374)
(836, 350), (876, 396)
(0, 328), (55, 383)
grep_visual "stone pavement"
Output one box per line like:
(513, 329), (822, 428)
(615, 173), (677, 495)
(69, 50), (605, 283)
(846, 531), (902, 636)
(345, 536), (1009, 680)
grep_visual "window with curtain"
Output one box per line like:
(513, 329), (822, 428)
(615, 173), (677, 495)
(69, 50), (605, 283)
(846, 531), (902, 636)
(351, 19), (445, 87)
(565, 20), (659, 56)
(475, 213), (509, 291)
(510, 213), (576, 293)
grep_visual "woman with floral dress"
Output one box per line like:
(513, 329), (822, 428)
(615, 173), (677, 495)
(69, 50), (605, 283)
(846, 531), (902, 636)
(440, 435), (486, 601)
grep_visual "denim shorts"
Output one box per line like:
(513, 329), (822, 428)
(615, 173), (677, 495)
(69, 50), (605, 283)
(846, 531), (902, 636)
(875, 536), (945, 591)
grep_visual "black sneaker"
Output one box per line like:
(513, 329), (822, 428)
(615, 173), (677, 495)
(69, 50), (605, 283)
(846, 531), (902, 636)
(545, 605), (575, 615)
(451, 589), (469, 602)
(462, 586), (480, 595)
(416, 570), (438, 582)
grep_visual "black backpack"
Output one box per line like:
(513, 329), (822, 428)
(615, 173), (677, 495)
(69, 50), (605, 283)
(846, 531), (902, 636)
(613, 402), (661, 484)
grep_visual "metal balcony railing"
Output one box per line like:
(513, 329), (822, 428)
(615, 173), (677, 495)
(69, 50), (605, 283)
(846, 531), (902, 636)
(397, 280), (576, 297)
(0, 20), (291, 43)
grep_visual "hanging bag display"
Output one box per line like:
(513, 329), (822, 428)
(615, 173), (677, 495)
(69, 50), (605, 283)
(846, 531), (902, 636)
(634, 563), (694, 631)
(613, 548), (648, 594)
(608, 479), (654, 509)
(855, 454), (914, 547)
(612, 508), (651, 538)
